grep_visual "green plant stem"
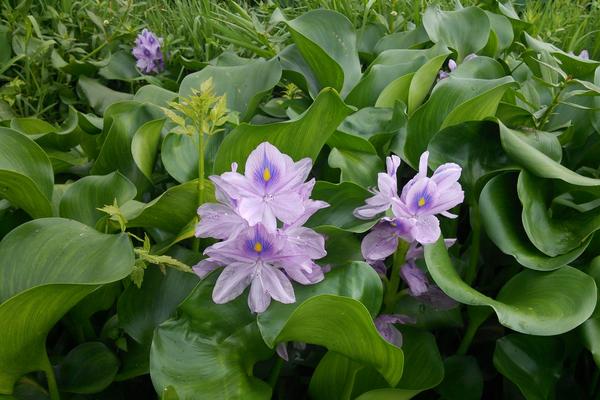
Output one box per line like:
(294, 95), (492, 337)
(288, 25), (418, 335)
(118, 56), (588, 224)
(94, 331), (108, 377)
(43, 358), (60, 400)
(268, 357), (284, 387)
(456, 318), (479, 356)
(384, 240), (410, 313)
(465, 203), (480, 286)
(537, 80), (568, 130)
(192, 129), (205, 253)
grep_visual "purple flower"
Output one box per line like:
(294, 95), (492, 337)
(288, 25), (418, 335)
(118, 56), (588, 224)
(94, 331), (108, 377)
(354, 155), (401, 219)
(580, 49), (590, 60)
(465, 53), (478, 62)
(374, 314), (415, 347)
(215, 142), (313, 231)
(195, 224), (326, 313)
(392, 151), (463, 244)
(360, 217), (413, 263)
(437, 58), (457, 80)
(399, 241), (458, 310)
(132, 29), (164, 74)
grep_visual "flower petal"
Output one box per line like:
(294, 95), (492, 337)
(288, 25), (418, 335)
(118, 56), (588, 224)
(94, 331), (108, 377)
(412, 215), (441, 244)
(361, 222), (400, 262)
(192, 258), (222, 279)
(212, 262), (255, 304)
(260, 266), (296, 304)
(195, 203), (246, 239)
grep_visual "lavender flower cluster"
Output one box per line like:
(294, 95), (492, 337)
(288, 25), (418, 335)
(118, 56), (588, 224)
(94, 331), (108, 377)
(132, 29), (164, 74)
(192, 142), (329, 313)
(355, 151), (464, 343)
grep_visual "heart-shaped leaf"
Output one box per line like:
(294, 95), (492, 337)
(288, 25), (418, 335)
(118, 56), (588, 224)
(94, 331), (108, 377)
(59, 172), (137, 227)
(0, 127), (53, 218)
(0, 218), (133, 394)
(423, 7), (490, 61)
(494, 334), (564, 400)
(480, 174), (591, 270)
(286, 10), (361, 97)
(56, 342), (119, 394)
(213, 88), (352, 174)
(179, 58), (281, 121)
(424, 237), (597, 335)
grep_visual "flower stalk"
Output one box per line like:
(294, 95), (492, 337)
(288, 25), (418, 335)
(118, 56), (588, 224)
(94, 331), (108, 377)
(384, 240), (409, 313)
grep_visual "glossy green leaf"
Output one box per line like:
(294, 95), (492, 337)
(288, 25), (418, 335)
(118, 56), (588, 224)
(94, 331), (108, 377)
(91, 101), (163, 194)
(59, 172), (136, 227)
(56, 342), (119, 394)
(494, 334), (564, 400)
(480, 174), (591, 270)
(0, 127), (53, 218)
(256, 262), (402, 386)
(424, 237), (597, 335)
(437, 355), (482, 400)
(309, 351), (363, 400)
(77, 76), (133, 115)
(124, 179), (213, 235)
(428, 120), (516, 196)
(517, 171), (600, 257)
(423, 7), (490, 61)
(408, 51), (451, 113)
(131, 119), (164, 183)
(483, 11), (514, 57)
(499, 122), (600, 186)
(179, 58), (281, 121)
(149, 273), (273, 400)
(328, 148), (383, 187)
(286, 10), (361, 97)
(213, 88), (352, 174)
(306, 181), (375, 233)
(118, 265), (199, 344)
(134, 85), (178, 108)
(374, 25), (430, 53)
(376, 74), (414, 108)
(0, 218), (133, 394)
(404, 76), (516, 167)
(354, 389), (417, 400)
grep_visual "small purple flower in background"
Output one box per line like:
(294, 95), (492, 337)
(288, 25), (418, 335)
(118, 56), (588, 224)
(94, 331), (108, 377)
(580, 49), (590, 60)
(374, 314), (415, 347)
(438, 58), (458, 80)
(193, 141), (328, 313)
(132, 29), (164, 74)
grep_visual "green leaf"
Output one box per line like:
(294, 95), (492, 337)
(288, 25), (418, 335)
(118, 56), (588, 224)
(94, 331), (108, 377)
(328, 148), (383, 187)
(257, 262), (403, 386)
(118, 259), (199, 344)
(407, 51), (451, 113)
(98, 50), (139, 81)
(56, 342), (119, 394)
(149, 273), (273, 400)
(354, 389), (418, 400)
(494, 334), (564, 400)
(179, 58), (281, 121)
(306, 181), (375, 233)
(286, 10), (361, 97)
(423, 7), (490, 61)
(77, 76), (133, 115)
(437, 355), (483, 400)
(134, 85), (178, 108)
(132, 119), (165, 183)
(91, 102), (163, 194)
(404, 76), (516, 167)
(480, 174), (591, 270)
(59, 172), (136, 227)
(0, 218), (133, 394)
(428, 120), (517, 196)
(124, 179), (214, 235)
(0, 127), (53, 218)
(424, 237), (597, 335)
(499, 122), (600, 186)
(309, 351), (363, 400)
(483, 11), (514, 57)
(213, 88), (352, 174)
(517, 171), (600, 257)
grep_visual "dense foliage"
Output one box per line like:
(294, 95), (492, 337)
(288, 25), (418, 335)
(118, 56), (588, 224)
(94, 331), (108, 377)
(1, 1), (600, 399)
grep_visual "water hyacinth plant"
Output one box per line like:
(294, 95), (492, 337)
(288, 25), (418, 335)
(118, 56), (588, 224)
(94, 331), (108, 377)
(2, 2), (600, 400)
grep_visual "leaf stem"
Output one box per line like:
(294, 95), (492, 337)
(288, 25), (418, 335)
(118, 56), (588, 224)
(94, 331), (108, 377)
(537, 79), (569, 130)
(268, 357), (284, 388)
(42, 358), (60, 400)
(384, 240), (410, 313)
(465, 203), (481, 286)
(193, 126), (206, 253)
